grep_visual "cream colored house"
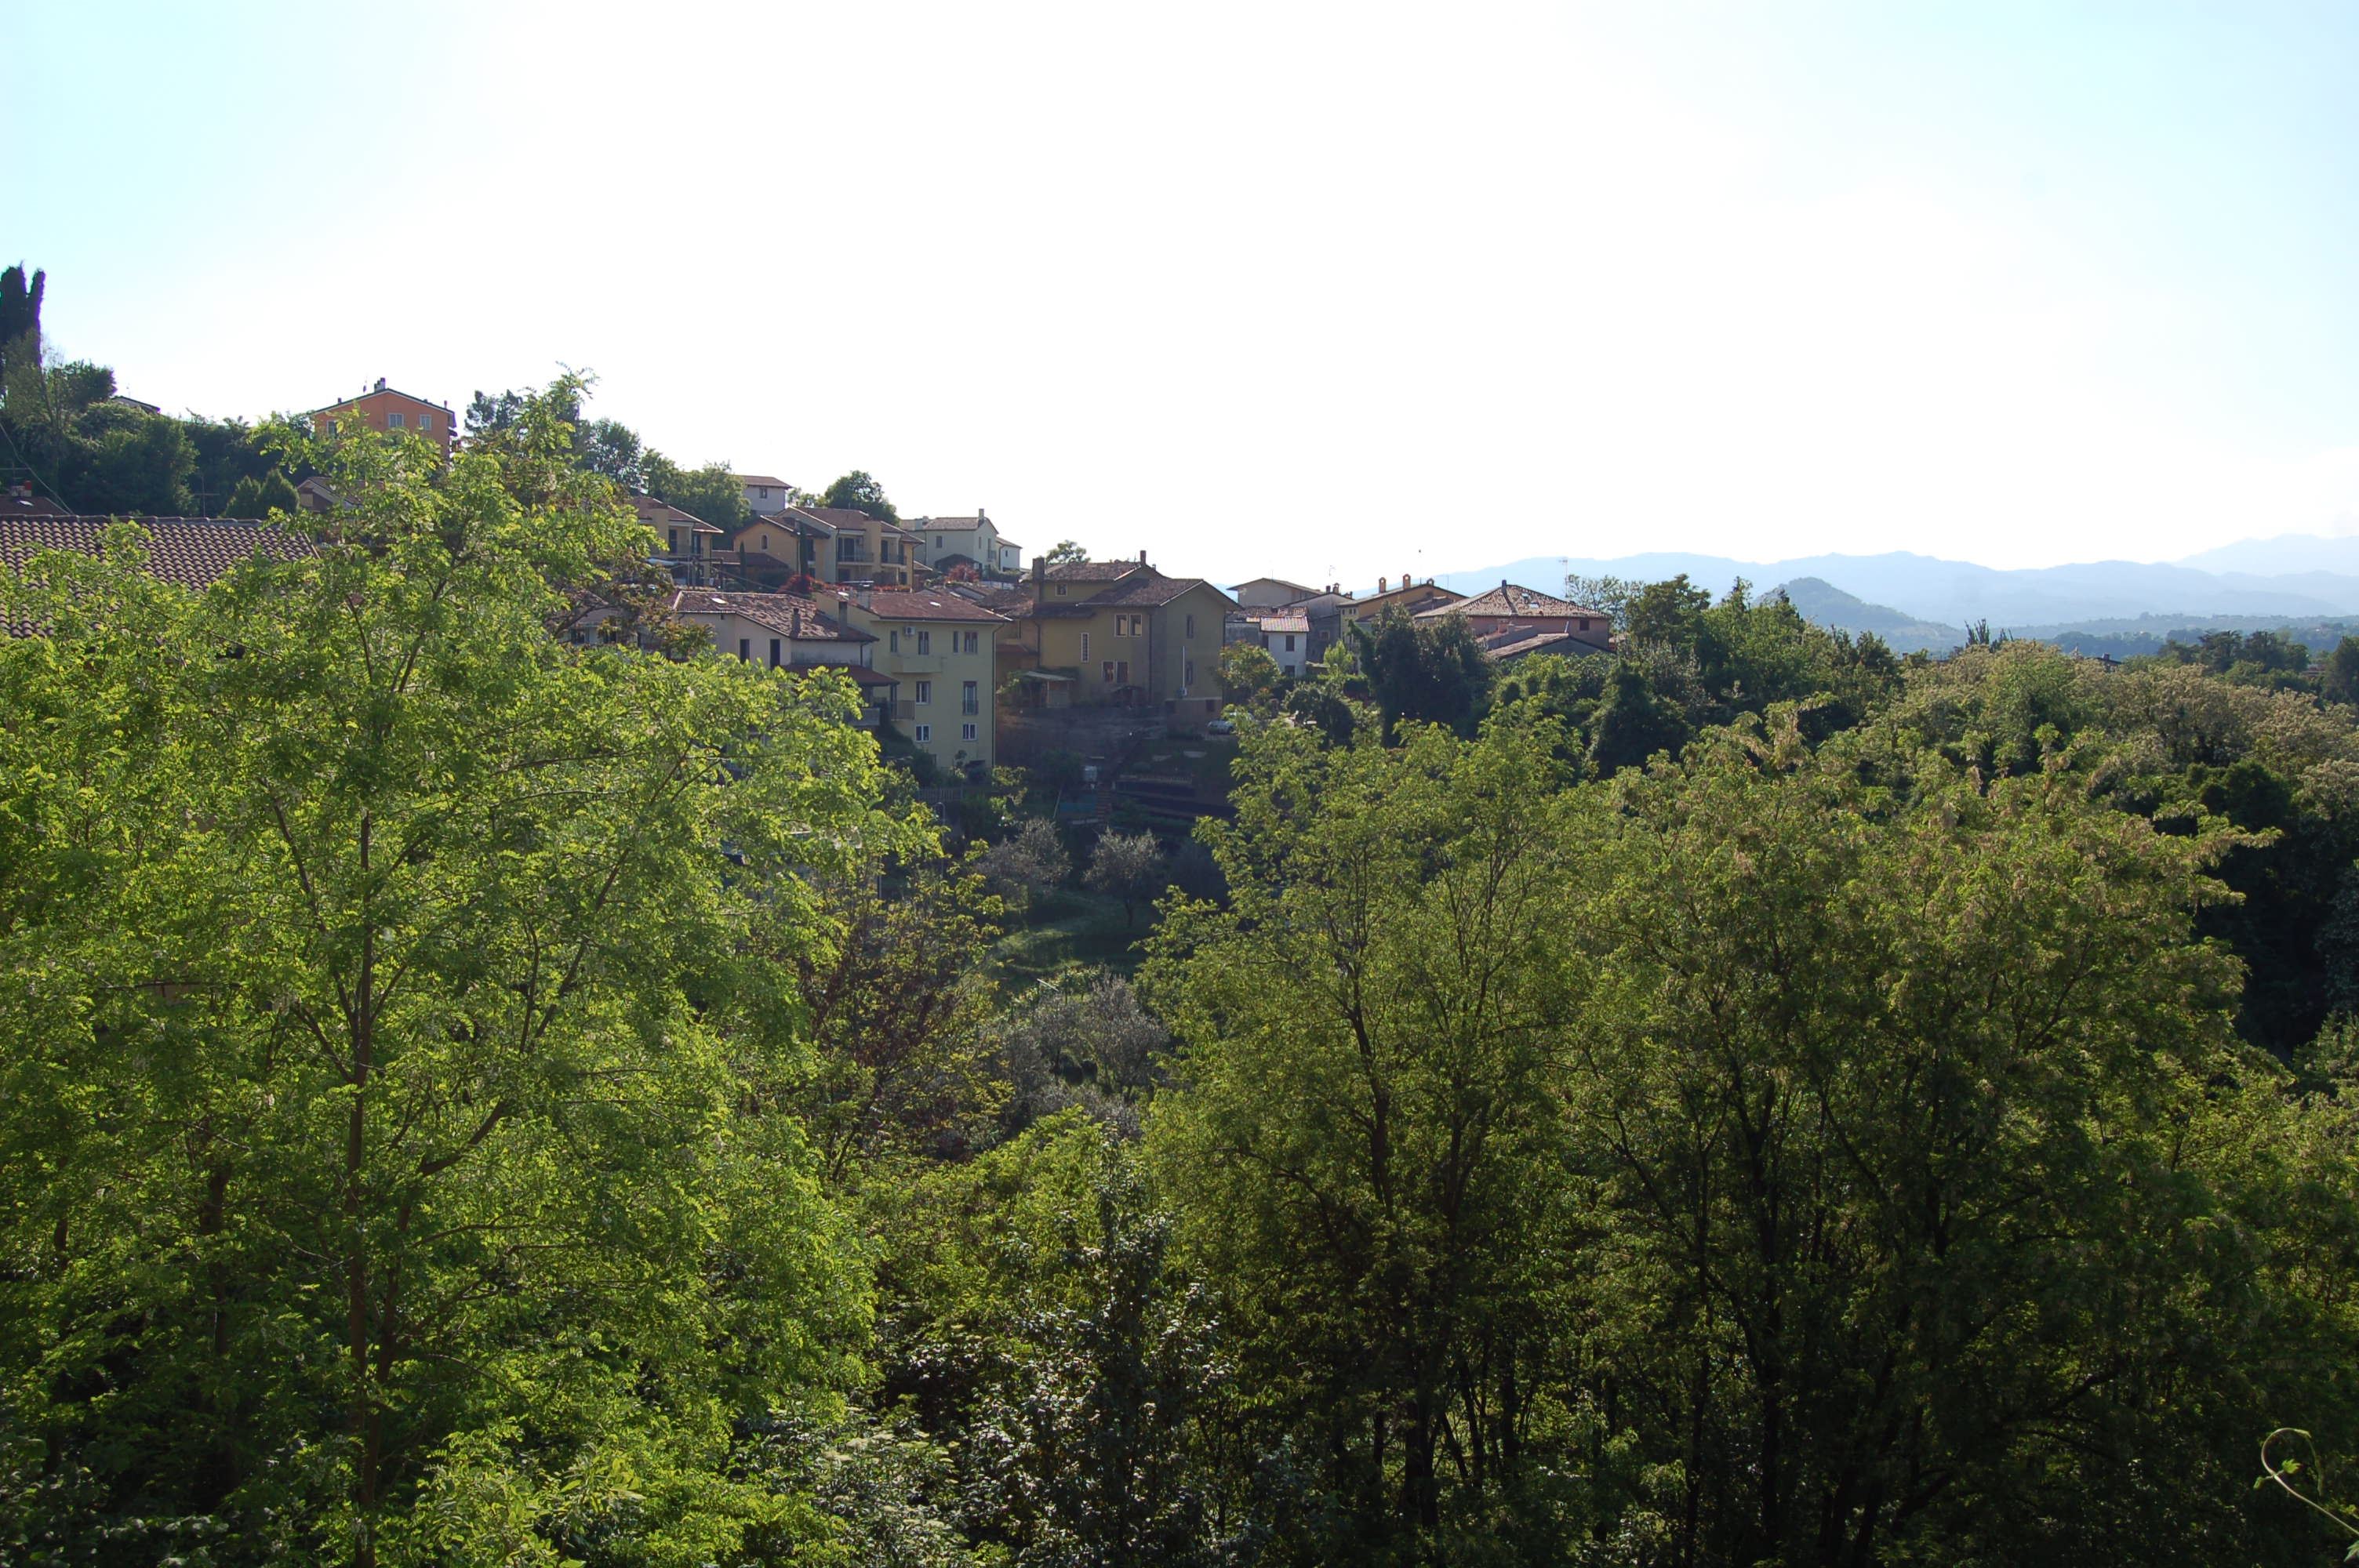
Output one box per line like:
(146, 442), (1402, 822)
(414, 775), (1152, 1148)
(663, 588), (897, 728)
(826, 586), (1009, 779)
(735, 474), (795, 516)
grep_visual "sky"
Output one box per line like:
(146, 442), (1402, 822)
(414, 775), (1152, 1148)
(6, 1), (2358, 584)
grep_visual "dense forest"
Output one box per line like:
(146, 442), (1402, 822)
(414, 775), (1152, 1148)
(7, 386), (2359, 1566)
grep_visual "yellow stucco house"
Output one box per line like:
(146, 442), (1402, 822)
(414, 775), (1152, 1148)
(823, 586), (1010, 779)
(1013, 557), (1234, 719)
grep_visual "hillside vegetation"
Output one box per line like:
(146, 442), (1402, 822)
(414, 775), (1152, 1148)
(9, 394), (2359, 1565)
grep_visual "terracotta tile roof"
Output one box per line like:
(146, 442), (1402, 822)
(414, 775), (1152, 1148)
(1419, 582), (1601, 620)
(917, 515), (989, 532)
(827, 587), (1010, 623)
(1251, 614), (1310, 635)
(2, 514), (316, 590)
(632, 495), (724, 532)
(1348, 581), (1463, 616)
(806, 660), (899, 688)
(1230, 575), (1319, 597)
(314, 385), (452, 415)
(1084, 572), (1230, 609)
(2, 515), (318, 636)
(631, 495), (723, 533)
(1045, 560), (1149, 583)
(2, 492), (73, 518)
(798, 506), (893, 532)
(664, 588), (874, 643)
(733, 474), (794, 490)
(1478, 626), (1610, 662)
(945, 582), (1032, 615)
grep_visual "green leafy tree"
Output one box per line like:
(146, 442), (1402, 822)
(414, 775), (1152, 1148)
(790, 855), (1009, 1182)
(867, 1116), (1248, 1566)
(0, 261), (43, 390)
(1044, 540), (1089, 567)
(823, 469), (898, 522)
(1084, 829), (1169, 927)
(1147, 717), (1583, 1560)
(0, 380), (911, 1563)
(1347, 607), (1493, 739)
(184, 415), (285, 516)
(977, 817), (1071, 907)
(1550, 717), (2329, 1566)
(644, 449), (753, 534)
(2321, 636), (2359, 705)
(221, 469), (300, 518)
(1217, 639), (1285, 715)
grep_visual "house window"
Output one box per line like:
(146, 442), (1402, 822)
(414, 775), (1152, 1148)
(963, 630), (980, 654)
(1185, 613), (1196, 638)
(667, 528), (680, 554)
(768, 638), (783, 667)
(1103, 661), (1114, 684)
(1183, 659), (1193, 687)
(1118, 660), (1131, 684)
(388, 412), (405, 429)
(1284, 634), (1296, 652)
(916, 630), (931, 655)
(914, 724), (932, 742)
(961, 680), (978, 715)
(1080, 633), (1090, 661)
(760, 533), (770, 551)
(739, 637), (751, 660)
(914, 680), (932, 705)
(889, 630), (899, 653)
(1056, 585), (1067, 596)
(936, 536), (946, 549)
(961, 723), (977, 742)
(758, 486), (770, 499)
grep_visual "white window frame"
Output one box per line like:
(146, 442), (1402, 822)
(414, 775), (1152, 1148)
(1080, 632), (1091, 661)
(914, 724), (932, 742)
(914, 680), (932, 705)
(961, 723), (977, 742)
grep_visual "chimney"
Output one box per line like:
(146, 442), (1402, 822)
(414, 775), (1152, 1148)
(1139, 549), (1148, 564)
(1378, 576), (1388, 593)
(374, 376), (387, 392)
(1032, 556), (1045, 595)
(978, 506), (987, 523)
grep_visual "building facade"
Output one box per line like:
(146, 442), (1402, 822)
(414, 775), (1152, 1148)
(827, 586), (1009, 778)
(663, 588), (896, 728)
(311, 379), (456, 459)
(1017, 557), (1233, 717)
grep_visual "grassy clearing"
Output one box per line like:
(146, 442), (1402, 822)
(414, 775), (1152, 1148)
(990, 887), (1150, 985)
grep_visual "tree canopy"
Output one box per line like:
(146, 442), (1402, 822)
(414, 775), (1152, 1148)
(821, 469), (898, 522)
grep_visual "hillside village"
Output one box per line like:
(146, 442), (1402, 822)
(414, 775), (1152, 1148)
(2, 371), (1623, 802)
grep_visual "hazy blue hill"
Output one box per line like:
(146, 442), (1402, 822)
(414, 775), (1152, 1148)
(1436, 546), (2359, 628)
(1768, 577), (1962, 653)
(2177, 533), (2359, 576)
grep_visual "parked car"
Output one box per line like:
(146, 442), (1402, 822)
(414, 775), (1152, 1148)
(1206, 716), (1236, 735)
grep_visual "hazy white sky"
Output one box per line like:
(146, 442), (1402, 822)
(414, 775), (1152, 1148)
(8, 2), (2357, 581)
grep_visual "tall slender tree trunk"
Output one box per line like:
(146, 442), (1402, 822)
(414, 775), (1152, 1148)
(345, 815), (378, 1568)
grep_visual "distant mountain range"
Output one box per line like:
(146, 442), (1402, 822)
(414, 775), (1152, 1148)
(1432, 537), (2359, 646)
(1767, 579), (1962, 653)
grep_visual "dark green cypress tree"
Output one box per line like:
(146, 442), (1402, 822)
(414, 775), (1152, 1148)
(0, 263), (42, 386)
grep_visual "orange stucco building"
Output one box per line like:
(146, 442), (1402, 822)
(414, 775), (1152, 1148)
(311, 379), (456, 459)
